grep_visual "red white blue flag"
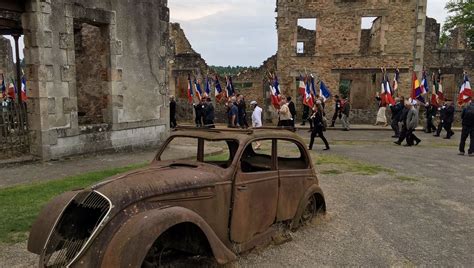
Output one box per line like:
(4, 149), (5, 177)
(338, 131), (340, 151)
(187, 74), (194, 104)
(226, 76), (235, 98)
(205, 76), (211, 97)
(21, 76), (27, 101)
(458, 73), (472, 105)
(381, 74), (395, 105)
(214, 75), (223, 101)
(269, 74), (281, 109)
(303, 76), (314, 108)
(420, 70), (429, 95)
(194, 79), (203, 100)
(319, 80), (332, 102)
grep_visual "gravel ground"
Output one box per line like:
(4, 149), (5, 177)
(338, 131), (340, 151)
(1, 129), (473, 267)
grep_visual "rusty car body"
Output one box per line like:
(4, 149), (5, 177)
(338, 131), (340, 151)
(28, 128), (326, 267)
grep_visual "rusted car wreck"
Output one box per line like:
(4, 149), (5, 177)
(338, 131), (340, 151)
(28, 128), (326, 267)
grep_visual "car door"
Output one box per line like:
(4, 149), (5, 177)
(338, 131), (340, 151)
(276, 139), (314, 221)
(230, 139), (279, 243)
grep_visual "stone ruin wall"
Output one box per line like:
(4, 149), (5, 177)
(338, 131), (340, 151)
(276, 0), (426, 124)
(21, 0), (170, 160)
(0, 36), (14, 86)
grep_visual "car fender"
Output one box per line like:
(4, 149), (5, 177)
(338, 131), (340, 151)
(27, 190), (79, 254)
(100, 206), (237, 267)
(290, 185), (326, 230)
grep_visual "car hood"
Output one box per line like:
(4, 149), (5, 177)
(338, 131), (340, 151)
(90, 162), (226, 209)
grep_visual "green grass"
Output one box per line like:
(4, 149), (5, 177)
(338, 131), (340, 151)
(0, 163), (147, 244)
(314, 154), (395, 175)
(320, 169), (344, 175)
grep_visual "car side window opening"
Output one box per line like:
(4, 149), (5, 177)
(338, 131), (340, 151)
(277, 140), (309, 170)
(159, 137), (238, 168)
(240, 140), (273, 173)
(160, 137), (198, 162)
(203, 140), (238, 168)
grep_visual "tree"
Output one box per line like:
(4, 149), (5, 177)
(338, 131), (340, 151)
(443, 0), (474, 49)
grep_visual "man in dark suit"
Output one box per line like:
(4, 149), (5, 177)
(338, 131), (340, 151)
(287, 96), (297, 127)
(169, 96), (177, 129)
(459, 99), (474, 156)
(425, 100), (438, 133)
(330, 95), (342, 127)
(390, 97), (404, 138)
(434, 100), (447, 137)
(443, 100), (455, 139)
(394, 101), (410, 145)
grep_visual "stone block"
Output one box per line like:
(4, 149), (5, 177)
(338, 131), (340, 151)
(111, 40), (123, 55)
(110, 69), (122, 81)
(43, 31), (53, 48)
(49, 130), (58, 145)
(61, 65), (75, 82)
(48, 97), (56, 114)
(59, 33), (74, 49)
(68, 81), (77, 97)
(63, 97), (77, 113)
(113, 95), (124, 108)
(66, 49), (75, 65)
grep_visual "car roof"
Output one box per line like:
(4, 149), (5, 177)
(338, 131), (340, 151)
(170, 127), (305, 145)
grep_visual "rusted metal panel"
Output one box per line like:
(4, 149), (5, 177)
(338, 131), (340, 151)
(27, 191), (79, 254)
(98, 207), (237, 267)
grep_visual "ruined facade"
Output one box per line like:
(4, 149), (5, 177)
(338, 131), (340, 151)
(0, 36), (14, 81)
(276, 0), (428, 123)
(0, 0), (170, 160)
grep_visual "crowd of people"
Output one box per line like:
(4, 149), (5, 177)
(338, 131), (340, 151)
(169, 92), (474, 156)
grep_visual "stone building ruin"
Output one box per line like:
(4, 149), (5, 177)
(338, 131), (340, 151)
(0, 0), (170, 160)
(170, 0), (473, 125)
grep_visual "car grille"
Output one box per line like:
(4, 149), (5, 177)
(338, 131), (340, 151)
(41, 191), (111, 267)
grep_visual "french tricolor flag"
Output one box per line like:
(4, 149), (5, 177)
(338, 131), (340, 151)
(187, 74), (194, 104)
(270, 74), (281, 109)
(458, 74), (472, 105)
(214, 75), (223, 102)
(319, 81), (331, 102)
(194, 79), (203, 100)
(303, 76), (314, 108)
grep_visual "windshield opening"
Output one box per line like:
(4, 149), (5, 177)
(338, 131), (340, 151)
(158, 137), (238, 168)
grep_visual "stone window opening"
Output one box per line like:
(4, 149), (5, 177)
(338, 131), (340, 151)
(74, 21), (111, 126)
(360, 16), (382, 55)
(296, 18), (317, 56)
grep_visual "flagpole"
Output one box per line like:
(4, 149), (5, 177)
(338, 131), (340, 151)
(13, 34), (22, 104)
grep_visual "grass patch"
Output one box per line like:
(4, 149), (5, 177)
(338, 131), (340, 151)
(314, 154), (395, 175)
(396, 175), (419, 182)
(0, 163), (147, 244)
(320, 169), (344, 175)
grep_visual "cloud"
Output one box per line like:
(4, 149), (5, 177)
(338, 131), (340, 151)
(169, 0), (449, 67)
(169, 0), (277, 66)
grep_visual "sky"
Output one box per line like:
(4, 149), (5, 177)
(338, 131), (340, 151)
(3, 0), (448, 65)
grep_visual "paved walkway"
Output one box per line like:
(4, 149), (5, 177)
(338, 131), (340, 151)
(0, 150), (157, 188)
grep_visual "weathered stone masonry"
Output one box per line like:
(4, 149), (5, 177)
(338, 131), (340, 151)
(1, 0), (171, 160)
